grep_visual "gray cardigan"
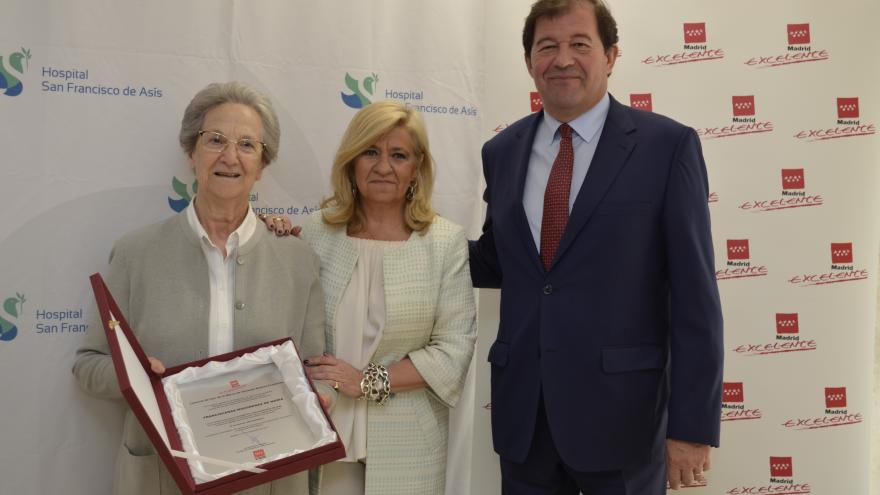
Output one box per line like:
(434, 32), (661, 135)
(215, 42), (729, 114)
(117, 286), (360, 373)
(73, 211), (328, 495)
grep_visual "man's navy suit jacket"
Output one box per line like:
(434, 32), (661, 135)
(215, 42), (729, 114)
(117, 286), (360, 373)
(469, 95), (724, 472)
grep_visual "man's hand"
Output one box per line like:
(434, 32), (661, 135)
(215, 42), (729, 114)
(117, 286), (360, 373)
(666, 439), (711, 490)
(256, 213), (299, 237)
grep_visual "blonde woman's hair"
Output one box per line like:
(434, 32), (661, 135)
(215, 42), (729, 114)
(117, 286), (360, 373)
(321, 101), (436, 233)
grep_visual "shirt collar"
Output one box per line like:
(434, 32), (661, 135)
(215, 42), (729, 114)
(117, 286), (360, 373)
(541, 92), (610, 146)
(185, 196), (257, 251)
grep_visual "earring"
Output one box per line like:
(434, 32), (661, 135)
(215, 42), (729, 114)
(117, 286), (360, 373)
(405, 182), (416, 201)
(351, 182), (358, 199)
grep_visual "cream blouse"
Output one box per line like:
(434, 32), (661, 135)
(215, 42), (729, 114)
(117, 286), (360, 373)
(332, 237), (403, 462)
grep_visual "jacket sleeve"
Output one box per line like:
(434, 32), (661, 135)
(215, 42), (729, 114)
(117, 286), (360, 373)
(663, 127), (724, 447)
(409, 227), (477, 408)
(72, 242), (130, 399)
(469, 142), (503, 288)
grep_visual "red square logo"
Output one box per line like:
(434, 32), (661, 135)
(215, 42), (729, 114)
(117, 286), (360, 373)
(683, 22), (707, 43)
(781, 169), (805, 190)
(775, 313), (800, 334)
(732, 96), (755, 116)
(837, 97), (859, 119)
(253, 448), (266, 460)
(787, 23), (811, 44)
(722, 382), (744, 403)
(530, 92), (543, 112)
(630, 93), (653, 112)
(229, 380), (240, 388)
(831, 242), (853, 263)
(770, 457), (793, 477)
(727, 239), (750, 260)
(825, 387), (847, 408)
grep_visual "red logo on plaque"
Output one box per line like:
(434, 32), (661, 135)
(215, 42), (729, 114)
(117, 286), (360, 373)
(727, 239), (750, 260)
(825, 387), (847, 408)
(837, 97), (859, 119)
(683, 22), (707, 43)
(530, 92), (543, 112)
(775, 313), (800, 334)
(253, 448), (266, 460)
(770, 457), (793, 477)
(723, 382), (744, 403)
(787, 23), (811, 44)
(781, 169), (805, 190)
(831, 243), (853, 263)
(229, 380), (241, 388)
(732, 96), (756, 116)
(630, 93), (653, 112)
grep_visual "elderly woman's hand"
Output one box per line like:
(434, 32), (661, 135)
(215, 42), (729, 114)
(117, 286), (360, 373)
(256, 213), (299, 237)
(304, 354), (363, 398)
(147, 356), (165, 375)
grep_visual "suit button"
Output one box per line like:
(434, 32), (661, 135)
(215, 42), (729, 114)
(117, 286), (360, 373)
(235, 301), (246, 310)
(236, 256), (245, 266)
(543, 284), (553, 295)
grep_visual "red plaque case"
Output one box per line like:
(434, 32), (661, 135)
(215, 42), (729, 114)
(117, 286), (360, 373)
(90, 273), (345, 495)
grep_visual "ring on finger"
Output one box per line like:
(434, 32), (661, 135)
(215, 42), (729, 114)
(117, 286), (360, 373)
(333, 381), (340, 390)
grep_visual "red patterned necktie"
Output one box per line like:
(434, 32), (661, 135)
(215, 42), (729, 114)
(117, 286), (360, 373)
(540, 123), (573, 271)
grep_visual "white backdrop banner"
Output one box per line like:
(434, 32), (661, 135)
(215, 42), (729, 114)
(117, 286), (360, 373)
(1, 1), (878, 494)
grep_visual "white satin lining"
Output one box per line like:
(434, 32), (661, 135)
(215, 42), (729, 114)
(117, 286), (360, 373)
(162, 341), (337, 484)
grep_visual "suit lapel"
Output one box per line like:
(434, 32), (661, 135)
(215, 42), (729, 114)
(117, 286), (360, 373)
(509, 112), (545, 273)
(551, 97), (637, 268)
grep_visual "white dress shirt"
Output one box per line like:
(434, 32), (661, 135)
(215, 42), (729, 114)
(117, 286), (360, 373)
(185, 198), (256, 355)
(522, 92), (610, 250)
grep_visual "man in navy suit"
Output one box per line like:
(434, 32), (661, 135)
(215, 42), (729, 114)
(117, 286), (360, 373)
(469, 0), (723, 493)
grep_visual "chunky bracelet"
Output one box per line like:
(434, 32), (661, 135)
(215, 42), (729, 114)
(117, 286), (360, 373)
(359, 362), (392, 405)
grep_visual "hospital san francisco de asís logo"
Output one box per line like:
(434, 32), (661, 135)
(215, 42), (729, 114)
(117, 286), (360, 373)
(340, 72), (379, 109)
(738, 168), (824, 213)
(0, 292), (25, 342)
(0, 47), (32, 96)
(745, 23), (830, 68)
(168, 176), (198, 212)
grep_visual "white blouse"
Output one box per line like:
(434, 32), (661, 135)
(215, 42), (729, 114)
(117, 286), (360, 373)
(332, 237), (403, 462)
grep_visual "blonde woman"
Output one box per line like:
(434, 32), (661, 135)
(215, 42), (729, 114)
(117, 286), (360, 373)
(269, 101), (476, 495)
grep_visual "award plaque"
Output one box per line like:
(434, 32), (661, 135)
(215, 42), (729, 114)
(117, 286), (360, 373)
(90, 273), (345, 495)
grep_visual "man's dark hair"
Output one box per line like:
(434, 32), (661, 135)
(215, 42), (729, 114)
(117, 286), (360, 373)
(522, 0), (619, 58)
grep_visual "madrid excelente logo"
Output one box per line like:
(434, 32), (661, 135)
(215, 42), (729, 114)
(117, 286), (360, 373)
(0, 293), (25, 342)
(168, 176), (198, 212)
(341, 72), (379, 109)
(0, 47), (31, 96)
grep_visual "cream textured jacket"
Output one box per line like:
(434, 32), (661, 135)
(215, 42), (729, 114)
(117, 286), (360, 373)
(73, 212), (328, 495)
(302, 213), (476, 495)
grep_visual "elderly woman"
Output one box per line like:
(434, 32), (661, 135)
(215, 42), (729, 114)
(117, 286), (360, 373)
(276, 101), (475, 495)
(73, 82), (329, 495)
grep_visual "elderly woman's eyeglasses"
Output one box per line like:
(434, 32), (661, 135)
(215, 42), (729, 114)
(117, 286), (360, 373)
(198, 130), (267, 157)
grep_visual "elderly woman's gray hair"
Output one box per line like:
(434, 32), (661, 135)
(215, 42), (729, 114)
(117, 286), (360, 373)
(179, 82), (281, 166)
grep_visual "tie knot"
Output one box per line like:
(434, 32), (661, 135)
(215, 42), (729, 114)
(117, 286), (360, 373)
(558, 123), (572, 140)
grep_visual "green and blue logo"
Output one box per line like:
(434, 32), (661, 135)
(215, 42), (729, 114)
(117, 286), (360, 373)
(0, 293), (25, 342)
(168, 176), (198, 212)
(0, 47), (31, 97)
(341, 72), (378, 109)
